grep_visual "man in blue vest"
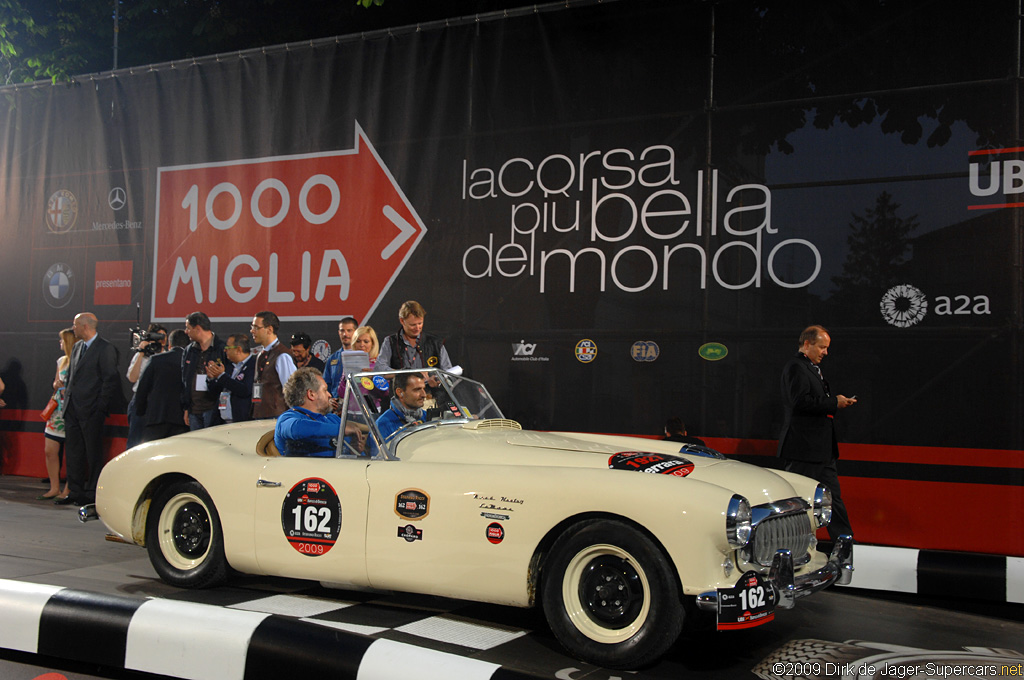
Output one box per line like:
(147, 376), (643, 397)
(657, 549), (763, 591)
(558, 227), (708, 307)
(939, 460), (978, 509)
(275, 367), (364, 457)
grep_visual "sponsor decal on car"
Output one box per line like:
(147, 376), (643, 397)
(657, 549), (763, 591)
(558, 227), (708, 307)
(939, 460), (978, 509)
(716, 571), (777, 630)
(398, 524), (423, 542)
(480, 512), (510, 521)
(280, 477), (342, 557)
(486, 522), (505, 544)
(608, 451), (695, 477)
(394, 488), (430, 520)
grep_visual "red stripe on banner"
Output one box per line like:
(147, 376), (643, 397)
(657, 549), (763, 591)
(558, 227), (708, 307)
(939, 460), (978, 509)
(967, 202), (1024, 210)
(0, 411), (128, 477)
(968, 146), (1024, 156)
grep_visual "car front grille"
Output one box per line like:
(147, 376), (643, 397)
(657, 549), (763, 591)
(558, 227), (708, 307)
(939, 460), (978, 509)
(749, 511), (813, 567)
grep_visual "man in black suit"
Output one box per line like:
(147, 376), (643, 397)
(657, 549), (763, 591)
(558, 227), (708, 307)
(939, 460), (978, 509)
(206, 332), (256, 423)
(59, 313), (122, 506)
(777, 325), (857, 540)
(136, 329), (191, 443)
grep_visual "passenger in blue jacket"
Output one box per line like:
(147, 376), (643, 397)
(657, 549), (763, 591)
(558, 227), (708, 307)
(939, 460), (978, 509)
(275, 367), (365, 457)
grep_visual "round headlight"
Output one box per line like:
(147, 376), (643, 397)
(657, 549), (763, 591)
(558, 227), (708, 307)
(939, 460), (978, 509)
(726, 495), (752, 548)
(813, 484), (833, 527)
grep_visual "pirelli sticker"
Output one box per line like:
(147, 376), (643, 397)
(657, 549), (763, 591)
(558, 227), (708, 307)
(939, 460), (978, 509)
(394, 488), (430, 520)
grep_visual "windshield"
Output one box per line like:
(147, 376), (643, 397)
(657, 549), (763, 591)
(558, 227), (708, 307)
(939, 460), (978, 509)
(336, 368), (504, 460)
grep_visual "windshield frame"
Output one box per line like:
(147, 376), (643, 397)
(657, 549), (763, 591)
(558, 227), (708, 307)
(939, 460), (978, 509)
(335, 368), (505, 460)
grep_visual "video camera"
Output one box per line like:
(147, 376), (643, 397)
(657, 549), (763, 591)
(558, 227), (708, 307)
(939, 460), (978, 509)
(130, 326), (166, 356)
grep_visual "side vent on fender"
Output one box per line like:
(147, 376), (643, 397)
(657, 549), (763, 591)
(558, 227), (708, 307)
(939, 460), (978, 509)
(462, 419), (522, 431)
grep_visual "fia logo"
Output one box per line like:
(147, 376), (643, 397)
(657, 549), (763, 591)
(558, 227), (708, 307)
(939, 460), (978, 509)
(630, 340), (659, 362)
(512, 340), (536, 356)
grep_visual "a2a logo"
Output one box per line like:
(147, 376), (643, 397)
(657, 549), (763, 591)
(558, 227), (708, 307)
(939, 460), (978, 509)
(933, 294), (990, 316)
(881, 284), (990, 328)
(512, 340), (536, 356)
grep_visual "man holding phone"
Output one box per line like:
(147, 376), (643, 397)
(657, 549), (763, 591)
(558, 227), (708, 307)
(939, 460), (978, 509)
(777, 325), (857, 541)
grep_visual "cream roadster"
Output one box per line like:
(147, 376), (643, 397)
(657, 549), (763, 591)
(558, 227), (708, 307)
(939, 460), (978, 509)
(87, 368), (852, 669)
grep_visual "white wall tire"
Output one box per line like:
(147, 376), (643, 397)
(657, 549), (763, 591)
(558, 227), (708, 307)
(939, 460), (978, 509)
(146, 481), (227, 588)
(542, 519), (683, 669)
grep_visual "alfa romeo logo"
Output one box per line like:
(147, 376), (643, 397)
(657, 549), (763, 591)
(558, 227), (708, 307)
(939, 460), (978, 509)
(46, 189), (78, 233)
(880, 284), (928, 328)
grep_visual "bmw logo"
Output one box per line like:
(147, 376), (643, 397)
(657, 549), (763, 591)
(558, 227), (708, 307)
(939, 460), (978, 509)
(42, 262), (75, 309)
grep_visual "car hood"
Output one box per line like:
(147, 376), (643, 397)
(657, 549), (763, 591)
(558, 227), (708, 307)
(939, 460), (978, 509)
(407, 426), (801, 505)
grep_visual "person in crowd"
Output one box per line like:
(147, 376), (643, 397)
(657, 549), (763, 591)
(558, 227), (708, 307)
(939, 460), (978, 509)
(39, 327), (76, 500)
(375, 372), (428, 444)
(274, 367), (364, 457)
(181, 311), (229, 430)
(348, 325), (387, 412)
(250, 310), (296, 418)
(338, 316), (358, 351)
(777, 324), (857, 541)
(662, 417), (705, 446)
(136, 329), (191, 443)
(207, 332), (256, 424)
(322, 316), (359, 397)
(289, 332), (325, 372)
(352, 326), (380, 365)
(377, 301), (453, 378)
(125, 323), (168, 449)
(58, 313), (121, 506)
(0, 376), (5, 407)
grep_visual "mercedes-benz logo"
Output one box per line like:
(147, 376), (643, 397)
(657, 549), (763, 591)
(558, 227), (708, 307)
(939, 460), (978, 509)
(108, 187), (126, 211)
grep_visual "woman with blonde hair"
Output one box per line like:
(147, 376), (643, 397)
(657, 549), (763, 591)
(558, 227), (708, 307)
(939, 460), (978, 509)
(40, 328), (76, 500)
(351, 326), (380, 365)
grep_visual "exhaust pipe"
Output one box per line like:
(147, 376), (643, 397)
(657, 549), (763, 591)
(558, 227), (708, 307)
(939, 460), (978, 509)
(78, 503), (98, 523)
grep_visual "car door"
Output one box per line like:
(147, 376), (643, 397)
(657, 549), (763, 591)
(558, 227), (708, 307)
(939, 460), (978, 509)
(252, 456), (371, 587)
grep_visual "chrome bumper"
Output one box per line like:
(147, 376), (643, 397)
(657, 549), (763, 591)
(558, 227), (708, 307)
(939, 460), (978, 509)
(696, 535), (853, 612)
(78, 503), (98, 523)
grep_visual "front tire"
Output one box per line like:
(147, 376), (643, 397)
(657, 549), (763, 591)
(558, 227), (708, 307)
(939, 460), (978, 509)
(146, 480), (227, 588)
(541, 519), (683, 669)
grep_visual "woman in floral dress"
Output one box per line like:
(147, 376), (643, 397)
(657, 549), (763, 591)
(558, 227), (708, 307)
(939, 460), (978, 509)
(40, 328), (76, 500)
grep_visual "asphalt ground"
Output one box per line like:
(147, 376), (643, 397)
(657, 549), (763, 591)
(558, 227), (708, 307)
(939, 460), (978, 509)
(1, 473), (1022, 680)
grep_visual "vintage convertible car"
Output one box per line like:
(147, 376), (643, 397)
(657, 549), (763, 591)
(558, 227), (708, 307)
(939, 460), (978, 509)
(87, 368), (852, 669)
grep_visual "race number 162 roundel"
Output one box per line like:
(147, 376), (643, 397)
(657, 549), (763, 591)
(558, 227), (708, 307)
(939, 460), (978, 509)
(280, 478), (342, 557)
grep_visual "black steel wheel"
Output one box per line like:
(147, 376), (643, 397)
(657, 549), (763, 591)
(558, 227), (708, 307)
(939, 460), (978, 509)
(541, 519), (683, 669)
(145, 480), (227, 588)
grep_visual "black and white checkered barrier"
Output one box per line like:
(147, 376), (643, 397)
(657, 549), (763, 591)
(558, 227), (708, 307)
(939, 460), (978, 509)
(0, 579), (542, 680)
(838, 545), (1024, 603)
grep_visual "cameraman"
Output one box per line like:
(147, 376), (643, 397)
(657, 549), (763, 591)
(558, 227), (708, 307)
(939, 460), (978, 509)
(125, 323), (168, 450)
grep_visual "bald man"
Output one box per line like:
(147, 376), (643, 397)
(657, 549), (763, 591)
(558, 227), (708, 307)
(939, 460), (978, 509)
(58, 312), (122, 506)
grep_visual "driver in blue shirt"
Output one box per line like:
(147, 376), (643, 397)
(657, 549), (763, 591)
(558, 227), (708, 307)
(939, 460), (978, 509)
(275, 367), (364, 456)
(375, 372), (428, 443)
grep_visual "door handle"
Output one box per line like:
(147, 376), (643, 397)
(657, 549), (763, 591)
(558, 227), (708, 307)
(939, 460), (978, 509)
(256, 479), (281, 487)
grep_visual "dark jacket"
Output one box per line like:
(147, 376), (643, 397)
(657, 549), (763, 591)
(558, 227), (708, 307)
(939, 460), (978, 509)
(776, 352), (839, 463)
(136, 347), (186, 426)
(384, 332), (444, 370)
(63, 335), (122, 419)
(209, 353), (256, 422)
(180, 334), (229, 412)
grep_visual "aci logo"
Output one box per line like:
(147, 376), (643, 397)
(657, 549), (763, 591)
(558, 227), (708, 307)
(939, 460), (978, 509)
(511, 339), (549, 362)
(575, 339), (598, 363)
(512, 340), (536, 356)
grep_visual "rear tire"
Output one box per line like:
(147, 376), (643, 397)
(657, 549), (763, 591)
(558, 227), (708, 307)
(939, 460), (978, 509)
(541, 519), (683, 669)
(146, 480), (227, 588)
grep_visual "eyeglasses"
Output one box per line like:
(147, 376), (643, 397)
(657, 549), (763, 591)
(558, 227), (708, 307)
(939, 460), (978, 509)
(250, 323), (265, 329)
(225, 345), (240, 350)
